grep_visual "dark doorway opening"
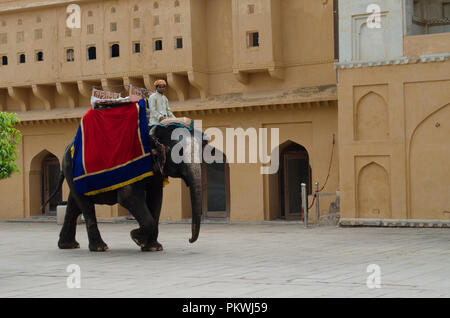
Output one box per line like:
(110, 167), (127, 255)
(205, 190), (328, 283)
(280, 143), (311, 220)
(41, 154), (62, 215)
(202, 147), (229, 219)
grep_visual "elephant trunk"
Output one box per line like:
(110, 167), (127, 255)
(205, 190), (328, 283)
(186, 163), (202, 243)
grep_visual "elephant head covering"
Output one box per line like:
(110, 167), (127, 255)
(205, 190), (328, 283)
(154, 79), (167, 87)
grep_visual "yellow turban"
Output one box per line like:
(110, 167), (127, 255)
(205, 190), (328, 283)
(154, 79), (167, 87)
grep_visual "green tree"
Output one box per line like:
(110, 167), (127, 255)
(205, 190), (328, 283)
(0, 112), (21, 179)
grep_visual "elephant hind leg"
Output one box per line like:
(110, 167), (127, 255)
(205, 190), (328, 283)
(82, 203), (109, 252)
(58, 193), (81, 249)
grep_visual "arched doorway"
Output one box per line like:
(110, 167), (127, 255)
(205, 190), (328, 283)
(279, 142), (311, 220)
(202, 147), (230, 219)
(41, 154), (62, 215)
(29, 150), (62, 216)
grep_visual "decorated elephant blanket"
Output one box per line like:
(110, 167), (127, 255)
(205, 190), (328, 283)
(71, 102), (153, 196)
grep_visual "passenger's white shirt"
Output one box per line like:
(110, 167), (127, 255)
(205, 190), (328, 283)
(147, 92), (175, 126)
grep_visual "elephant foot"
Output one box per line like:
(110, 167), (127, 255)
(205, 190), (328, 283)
(130, 228), (147, 248)
(141, 241), (163, 252)
(58, 239), (80, 249)
(88, 240), (109, 252)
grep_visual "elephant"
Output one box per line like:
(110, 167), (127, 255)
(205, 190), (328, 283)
(43, 123), (207, 252)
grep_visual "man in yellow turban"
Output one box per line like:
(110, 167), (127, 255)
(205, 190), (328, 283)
(147, 79), (175, 126)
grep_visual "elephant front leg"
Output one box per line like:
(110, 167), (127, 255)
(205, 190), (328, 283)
(119, 187), (157, 249)
(58, 193), (81, 249)
(141, 180), (164, 252)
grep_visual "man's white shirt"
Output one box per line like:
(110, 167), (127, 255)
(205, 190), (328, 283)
(147, 92), (175, 126)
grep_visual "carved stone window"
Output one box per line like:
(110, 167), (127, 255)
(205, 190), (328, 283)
(153, 16), (160, 26)
(175, 0), (180, 7)
(154, 2), (159, 9)
(174, 14), (181, 23)
(18, 53), (25, 64)
(2, 56), (8, 65)
(175, 37), (183, 49)
(36, 51), (44, 62)
(111, 43), (120, 58)
(110, 22), (117, 32)
(87, 24), (94, 34)
(16, 32), (24, 43)
(87, 46), (96, 60)
(154, 39), (163, 51)
(35, 29), (43, 40)
(248, 4), (255, 14)
(133, 42), (141, 53)
(66, 48), (74, 62)
(247, 31), (259, 47)
(0, 33), (7, 44)
(133, 18), (140, 29)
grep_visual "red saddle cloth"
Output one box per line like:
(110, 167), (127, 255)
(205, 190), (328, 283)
(82, 104), (145, 172)
(72, 102), (152, 196)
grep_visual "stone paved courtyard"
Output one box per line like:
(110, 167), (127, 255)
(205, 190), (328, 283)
(0, 221), (449, 298)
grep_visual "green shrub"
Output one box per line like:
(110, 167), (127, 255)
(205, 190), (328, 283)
(0, 112), (22, 179)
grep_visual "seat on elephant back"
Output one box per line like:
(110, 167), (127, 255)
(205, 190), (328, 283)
(71, 101), (153, 196)
(158, 117), (194, 130)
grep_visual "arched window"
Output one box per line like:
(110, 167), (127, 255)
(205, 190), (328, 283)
(134, 5), (139, 12)
(19, 53), (25, 64)
(111, 44), (120, 58)
(111, 7), (116, 13)
(153, 2), (159, 9)
(87, 46), (96, 60)
(36, 51), (44, 62)
(2, 56), (8, 65)
(174, 0), (180, 7)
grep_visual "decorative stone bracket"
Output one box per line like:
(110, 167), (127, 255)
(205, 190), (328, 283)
(7, 86), (29, 112)
(77, 80), (94, 98)
(32, 84), (55, 111)
(0, 89), (6, 111)
(56, 82), (79, 109)
(143, 74), (158, 91)
(233, 70), (249, 85)
(167, 73), (189, 102)
(188, 71), (209, 101)
(233, 66), (284, 85)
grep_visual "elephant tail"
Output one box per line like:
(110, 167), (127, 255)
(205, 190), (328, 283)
(41, 172), (65, 214)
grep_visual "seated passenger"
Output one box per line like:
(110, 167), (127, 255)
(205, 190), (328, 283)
(148, 79), (176, 126)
